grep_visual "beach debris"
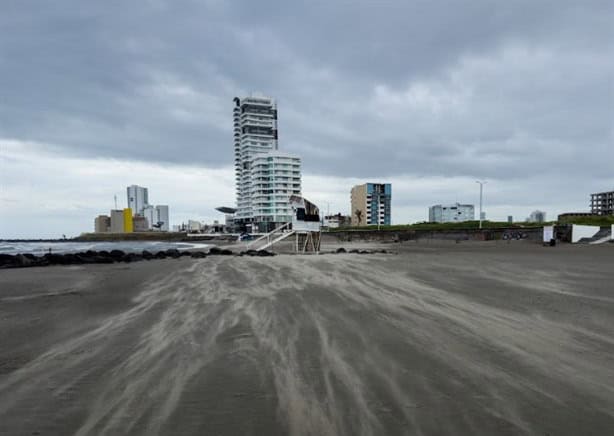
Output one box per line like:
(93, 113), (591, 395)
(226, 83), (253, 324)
(336, 248), (389, 255)
(238, 249), (276, 257)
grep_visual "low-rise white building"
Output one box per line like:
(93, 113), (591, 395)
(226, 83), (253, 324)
(323, 214), (351, 228)
(429, 203), (475, 223)
(188, 220), (202, 232)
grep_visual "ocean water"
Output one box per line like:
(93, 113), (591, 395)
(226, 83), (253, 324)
(0, 241), (210, 255)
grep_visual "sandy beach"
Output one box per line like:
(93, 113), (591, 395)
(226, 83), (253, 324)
(1, 241), (613, 435)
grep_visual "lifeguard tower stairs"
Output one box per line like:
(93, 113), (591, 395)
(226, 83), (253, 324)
(245, 195), (321, 253)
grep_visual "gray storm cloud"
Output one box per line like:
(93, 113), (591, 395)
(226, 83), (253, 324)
(1, 0), (612, 179)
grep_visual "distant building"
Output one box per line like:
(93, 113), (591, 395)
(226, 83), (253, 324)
(188, 220), (202, 232)
(507, 215), (513, 223)
(127, 185), (149, 216)
(215, 207), (237, 233)
(142, 205), (170, 231)
(351, 183), (392, 226)
(590, 190), (614, 215)
(429, 203), (475, 223)
(123, 208), (133, 232)
(225, 214), (235, 230)
(143, 206), (156, 230)
(528, 210), (546, 223)
(324, 213), (352, 228)
(94, 215), (110, 233)
(133, 216), (149, 232)
(110, 210), (124, 233)
(155, 205), (169, 231)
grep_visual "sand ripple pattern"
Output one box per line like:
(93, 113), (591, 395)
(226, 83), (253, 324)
(1, 254), (613, 435)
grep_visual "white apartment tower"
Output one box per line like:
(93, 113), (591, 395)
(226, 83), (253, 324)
(251, 152), (301, 230)
(127, 185), (149, 216)
(233, 95), (301, 232)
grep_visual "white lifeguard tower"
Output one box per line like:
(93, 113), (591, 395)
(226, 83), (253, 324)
(244, 195), (322, 253)
(289, 195), (322, 253)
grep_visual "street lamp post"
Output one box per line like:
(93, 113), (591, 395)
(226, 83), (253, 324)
(320, 201), (330, 227)
(476, 180), (487, 229)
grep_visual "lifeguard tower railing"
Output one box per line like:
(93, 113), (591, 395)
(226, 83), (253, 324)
(245, 195), (322, 253)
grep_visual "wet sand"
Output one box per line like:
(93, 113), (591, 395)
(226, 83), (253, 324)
(1, 242), (613, 435)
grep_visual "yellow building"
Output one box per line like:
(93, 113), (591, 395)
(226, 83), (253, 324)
(123, 208), (134, 232)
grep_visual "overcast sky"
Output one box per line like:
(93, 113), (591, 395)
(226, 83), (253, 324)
(1, 0), (613, 238)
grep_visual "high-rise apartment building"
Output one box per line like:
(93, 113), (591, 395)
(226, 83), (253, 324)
(351, 183), (392, 226)
(233, 95), (302, 232)
(251, 152), (301, 230)
(429, 203), (475, 223)
(590, 190), (614, 215)
(127, 185), (149, 216)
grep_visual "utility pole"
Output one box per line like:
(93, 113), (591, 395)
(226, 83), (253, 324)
(475, 180), (487, 229)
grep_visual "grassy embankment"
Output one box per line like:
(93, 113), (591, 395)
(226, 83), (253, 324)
(327, 216), (614, 232)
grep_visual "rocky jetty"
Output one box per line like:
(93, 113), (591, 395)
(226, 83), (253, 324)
(0, 249), (212, 269)
(0, 246), (393, 269)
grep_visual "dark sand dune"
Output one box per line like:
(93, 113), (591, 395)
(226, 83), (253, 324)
(1, 243), (613, 435)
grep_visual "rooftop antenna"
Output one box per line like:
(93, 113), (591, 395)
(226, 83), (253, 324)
(114, 195), (118, 210)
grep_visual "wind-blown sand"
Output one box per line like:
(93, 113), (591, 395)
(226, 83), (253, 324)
(1, 242), (613, 435)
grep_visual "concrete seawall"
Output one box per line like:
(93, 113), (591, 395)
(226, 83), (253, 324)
(324, 227), (544, 243)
